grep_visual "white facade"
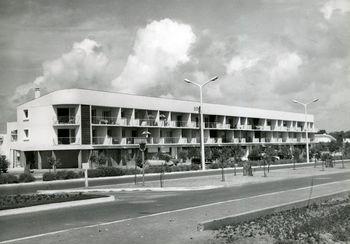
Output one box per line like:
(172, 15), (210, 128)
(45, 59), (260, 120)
(314, 134), (336, 143)
(2, 88), (317, 169)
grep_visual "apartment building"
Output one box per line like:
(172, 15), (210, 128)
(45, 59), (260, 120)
(3, 88), (316, 169)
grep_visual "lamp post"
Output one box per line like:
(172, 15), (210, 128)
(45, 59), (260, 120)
(292, 98), (319, 164)
(184, 76), (219, 170)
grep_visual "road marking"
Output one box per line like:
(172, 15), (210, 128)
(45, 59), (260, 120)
(1, 179), (350, 243)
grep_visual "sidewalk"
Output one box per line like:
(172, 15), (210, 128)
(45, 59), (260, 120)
(11, 178), (350, 244)
(1, 161), (349, 195)
(82, 165), (350, 191)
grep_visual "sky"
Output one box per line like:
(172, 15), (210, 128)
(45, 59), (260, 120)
(0, 0), (349, 132)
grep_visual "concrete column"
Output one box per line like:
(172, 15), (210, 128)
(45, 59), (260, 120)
(155, 110), (160, 124)
(78, 150), (82, 168)
(37, 151), (42, 169)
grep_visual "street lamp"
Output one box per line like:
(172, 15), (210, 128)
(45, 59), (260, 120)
(184, 76), (219, 170)
(292, 98), (319, 164)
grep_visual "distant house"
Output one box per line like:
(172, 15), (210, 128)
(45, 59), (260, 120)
(314, 134), (336, 143)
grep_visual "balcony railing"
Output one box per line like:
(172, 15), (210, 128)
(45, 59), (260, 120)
(54, 137), (80, 145)
(252, 138), (259, 143)
(92, 116), (117, 125)
(255, 125), (271, 131)
(90, 135), (305, 146)
(54, 116), (77, 125)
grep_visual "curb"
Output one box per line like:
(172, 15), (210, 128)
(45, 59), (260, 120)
(0, 195), (115, 217)
(197, 189), (350, 231)
(38, 185), (221, 194)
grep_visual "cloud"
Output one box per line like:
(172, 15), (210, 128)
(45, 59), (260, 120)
(320, 0), (350, 19)
(12, 38), (111, 103)
(111, 18), (196, 93)
(226, 56), (260, 74)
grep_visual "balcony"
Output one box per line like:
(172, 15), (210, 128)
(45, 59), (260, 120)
(92, 116), (116, 125)
(252, 138), (259, 143)
(260, 138), (265, 143)
(187, 121), (198, 128)
(54, 116), (78, 125)
(256, 125), (271, 131)
(240, 138), (246, 143)
(268, 138), (277, 143)
(139, 119), (158, 127)
(92, 137), (120, 145)
(54, 137), (80, 145)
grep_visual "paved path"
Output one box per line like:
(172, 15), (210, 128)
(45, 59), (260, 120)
(86, 165), (350, 190)
(1, 168), (349, 243)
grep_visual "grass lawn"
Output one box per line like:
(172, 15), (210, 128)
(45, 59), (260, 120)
(0, 193), (104, 210)
(216, 195), (350, 243)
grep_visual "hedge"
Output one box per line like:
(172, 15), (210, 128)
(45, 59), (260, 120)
(0, 174), (19, 184)
(43, 171), (83, 181)
(18, 173), (36, 183)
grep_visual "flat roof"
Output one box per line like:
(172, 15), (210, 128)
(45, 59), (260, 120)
(19, 88), (314, 122)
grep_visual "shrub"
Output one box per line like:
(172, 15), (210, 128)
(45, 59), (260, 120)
(47, 156), (61, 172)
(191, 164), (200, 171)
(55, 171), (68, 180)
(18, 173), (36, 183)
(123, 168), (141, 175)
(65, 170), (80, 179)
(54, 170), (79, 180)
(0, 155), (9, 174)
(0, 173), (19, 184)
(210, 163), (220, 169)
(248, 147), (262, 161)
(42, 172), (57, 181)
(88, 166), (125, 178)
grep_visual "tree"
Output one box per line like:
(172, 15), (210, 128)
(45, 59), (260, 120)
(157, 152), (172, 162)
(248, 146), (262, 161)
(47, 156), (61, 173)
(344, 142), (350, 158)
(177, 150), (188, 163)
(188, 147), (200, 160)
(292, 147), (302, 170)
(278, 146), (292, 160)
(211, 146), (232, 181)
(97, 153), (109, 166)
(264, 146), (277, 173)
(321, 152), (333, 169)
(328, 141), (340, 153)
(0, 155), (9, 174)
(230, 145), (245, 176)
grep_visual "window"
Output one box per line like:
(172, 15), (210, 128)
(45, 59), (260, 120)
(23, 109), (29, 120)
(11, 130), (17, 142)
(24, 129), (29, 140)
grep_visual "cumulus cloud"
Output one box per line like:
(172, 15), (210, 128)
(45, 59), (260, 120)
(12, 38), (111, 102)
(320, 0), (350, 19)
(226, 56), (260, 74)
(111, 18), (196, 93)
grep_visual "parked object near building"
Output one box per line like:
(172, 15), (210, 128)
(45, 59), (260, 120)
(314, 133), (336, 143)
(1, 88), (317, 169)
(343, 138), (350, 143)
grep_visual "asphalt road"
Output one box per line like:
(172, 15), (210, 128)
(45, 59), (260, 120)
(1, 171), (349, 243)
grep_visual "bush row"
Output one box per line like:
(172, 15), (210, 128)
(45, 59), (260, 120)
(0, 173), (36, 184)
(43, 171), (83, 181)
(0, 192), (102, 210)
(42, 164), (201, 181)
